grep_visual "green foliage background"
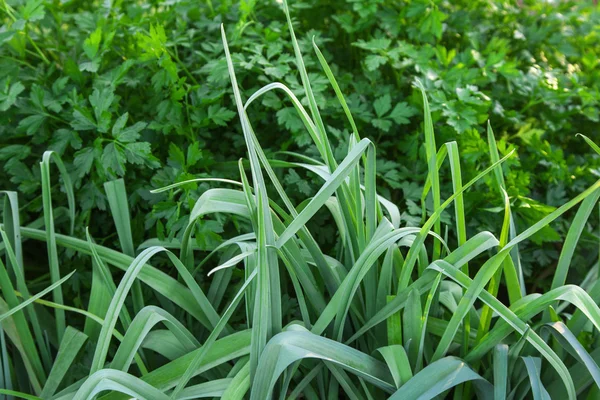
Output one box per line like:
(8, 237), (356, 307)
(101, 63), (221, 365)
(1, 0), (600, 397)
(1, 0), (599, 293)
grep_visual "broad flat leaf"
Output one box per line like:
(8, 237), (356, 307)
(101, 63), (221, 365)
(0, 30), (16, 43)
(49, 129), (82, 155)
(137, 24), (167, 60)
(276, 107), (304, 132)
(19, 226), (219, 328)
(578, 134), (600, 156)
(365, 54), (387, 71)
(21, 0), (45, 21)
(111, 113), (129, 136)
(18, 114), (46, 135)
(542, 322), (600, 389)
(456, 86), (486, 106)
(374, 94), (392, 118)
(80, 60), (100, 72)
(39, 151), (76, 344)
(113, 117), (146, 143)
(521, 357), (551, 400)
(71, 108), (97, 131)
(73, 147), (95, 178)
(83, 27), (102, 59)
(389, 102), (417, 125)
(40, 327), (87, 398)
(208, 104), (236, 126)
(97, 330), (251, 398)
(353, 38), (391, 52)
(0, 81), (25, 111)
(377, 345), (412, 388)
(494, 344), (509, 400)
(373, 118), (392, 132)
(388, 357), (492, 400)
(110, 306), (199, 372)
(187, 142), (202, 167)
(73, 369), (170, 400)
(102, 143), (126, 176)
(0, 144), (30, 161)
(168, 143), (186, 168)
(514, 125), (544, 145)
(178, 379), (232, 399)
(420, 8), (447, 39)
(250, 329), (395, 399)
(443, 104), (478, 134)
(89, 88), (114, 133)
(124, 142), (157, 167)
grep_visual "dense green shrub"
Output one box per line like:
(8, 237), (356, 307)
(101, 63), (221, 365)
(0, 1), (599, 299)
(1, 1), (600, 397)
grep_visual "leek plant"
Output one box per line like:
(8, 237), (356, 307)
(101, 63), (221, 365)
(1, 2), (600, 399)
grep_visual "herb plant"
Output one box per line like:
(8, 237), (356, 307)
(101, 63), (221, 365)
(1, 0), (599, 295)
(1, 2), (600, 399)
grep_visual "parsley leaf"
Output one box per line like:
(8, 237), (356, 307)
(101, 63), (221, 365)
(373, 94), (392, 118)
(389, 102), (417, 125)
